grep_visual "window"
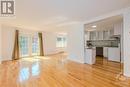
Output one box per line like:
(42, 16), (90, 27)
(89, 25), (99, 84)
(19, 35), (29, 57)
(19, 33), (40, 57)
(56, 36), (67, 48)
(32, 34), (39, 55)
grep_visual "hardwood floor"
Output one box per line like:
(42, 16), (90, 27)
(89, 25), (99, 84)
(0, 53), (130, 87)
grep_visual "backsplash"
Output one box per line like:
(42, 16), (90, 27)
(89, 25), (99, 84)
(87, 40), (119, 47)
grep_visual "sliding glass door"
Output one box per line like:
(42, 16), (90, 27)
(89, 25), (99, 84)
(19, 35), (29, 57)
(32, 34), (40, 56)
(19, 33), (39, 58)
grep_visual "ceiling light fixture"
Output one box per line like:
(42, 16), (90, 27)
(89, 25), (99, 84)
(92, 25), (97, 28)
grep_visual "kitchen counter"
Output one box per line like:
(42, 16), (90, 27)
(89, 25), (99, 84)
(108, 47), (120, 62)
(85, 48), (96, 65)
(86, 46), (118, 48)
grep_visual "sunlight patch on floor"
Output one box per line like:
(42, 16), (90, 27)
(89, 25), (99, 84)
(21, 56), (51, 62)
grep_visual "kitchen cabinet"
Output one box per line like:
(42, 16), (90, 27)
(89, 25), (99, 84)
(88, 22), (123, 41)
(90, 31), (104, 40)
(113, 22), (122, 35)
(108, 47), (120, 62)
(103, 30), (109, 40)
(89, 28), (118, 41)
(103, 47), (108, 58)
(97, 31), (103, 40)
(90, 31), (96, 40)
(85, 48), (96, 65)
(109, 29), (114, 37)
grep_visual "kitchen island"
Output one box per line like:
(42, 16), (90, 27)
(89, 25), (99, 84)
(85, 47), (96, 65)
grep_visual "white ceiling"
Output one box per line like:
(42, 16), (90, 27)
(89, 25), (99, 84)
(0, 0), (130, 31)
(85, 15), (123, 31)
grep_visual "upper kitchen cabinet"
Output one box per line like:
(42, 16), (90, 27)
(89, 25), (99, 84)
(90, 30), (110, 40)
(88, 22), (123, 41)
(90, 31), (103, 40)
(90, 30), (112, 40)
(103, 30), (109, 40)
(113, 22), (123, 35)
(97, 31), (103, 40)
(90, 31), (97, 40)
(109, 29), (114, 37)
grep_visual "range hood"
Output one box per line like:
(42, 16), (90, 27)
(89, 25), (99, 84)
(110, 35), (121, 38)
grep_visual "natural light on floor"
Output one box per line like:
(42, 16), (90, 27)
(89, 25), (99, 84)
(21, 56), (51, 62)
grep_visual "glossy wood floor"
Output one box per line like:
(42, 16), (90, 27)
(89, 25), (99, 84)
(0, 53), (130, 87)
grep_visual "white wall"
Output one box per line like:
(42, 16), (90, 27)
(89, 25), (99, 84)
(0, 24), (41, 61)
(123, 8), (130, 77)
(0, 24), (68, 61)
(114, 22), (122, 35)
(1, 25), (15, 61)
(42, 24), (85, 64)
(0, 23), (85, 64)
(67, 24), (85, 63)
(0, 24), (2, 61)
(43, 32), (67, 55)
(118, 22), (124, 63)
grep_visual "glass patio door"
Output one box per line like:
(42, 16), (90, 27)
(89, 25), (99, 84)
(19, 33), (40, 58)
(19, 34), (30, 57)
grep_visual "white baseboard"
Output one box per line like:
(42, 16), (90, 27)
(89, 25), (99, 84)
(67, 57), (85, 64)
(0, 57), (1, 64)
(1, 58), (12, 62)
(45, 50), (65, 56)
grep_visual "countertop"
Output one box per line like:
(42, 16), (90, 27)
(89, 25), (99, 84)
(85, 46), (119, 49)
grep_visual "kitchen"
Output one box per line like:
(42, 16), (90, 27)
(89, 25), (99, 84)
(84, 15), (123, 65)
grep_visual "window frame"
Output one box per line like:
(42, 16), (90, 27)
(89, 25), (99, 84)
(56, 35), (67, 48)
(19, 33), (40, 58)
(31, 33), (40, 56)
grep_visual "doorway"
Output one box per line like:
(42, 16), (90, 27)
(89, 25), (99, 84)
(84, 15), (123, 75)
(19, 33), (40, 58)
